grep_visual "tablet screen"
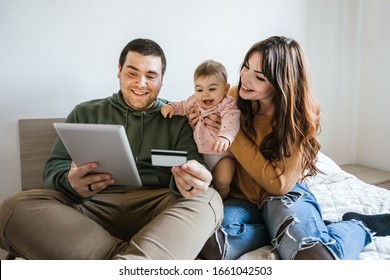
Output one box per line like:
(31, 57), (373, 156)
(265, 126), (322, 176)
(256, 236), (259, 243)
(53, 123), (142, 187)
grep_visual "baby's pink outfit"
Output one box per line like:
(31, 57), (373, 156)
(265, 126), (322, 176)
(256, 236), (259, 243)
(168, 94), (240, 170)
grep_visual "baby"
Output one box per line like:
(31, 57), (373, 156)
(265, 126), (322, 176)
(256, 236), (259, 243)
(161, 59), (240, 199)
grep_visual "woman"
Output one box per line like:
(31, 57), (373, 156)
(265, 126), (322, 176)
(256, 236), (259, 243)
(197, 36), (389, 260)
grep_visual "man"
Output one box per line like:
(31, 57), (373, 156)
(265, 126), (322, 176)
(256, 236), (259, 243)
(0, 38), (223, 259)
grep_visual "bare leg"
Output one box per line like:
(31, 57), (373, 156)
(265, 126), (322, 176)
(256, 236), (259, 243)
(212, 157), (236, 199)
(294, 243), (334, 260)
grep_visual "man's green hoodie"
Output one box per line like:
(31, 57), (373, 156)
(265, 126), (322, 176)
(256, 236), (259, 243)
(44, 91), (205, 203)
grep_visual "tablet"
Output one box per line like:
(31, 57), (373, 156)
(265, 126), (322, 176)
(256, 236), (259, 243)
(53, 123), (142, 187)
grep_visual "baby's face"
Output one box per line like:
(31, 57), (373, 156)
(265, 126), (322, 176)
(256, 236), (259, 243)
(194, 75), (229, 110)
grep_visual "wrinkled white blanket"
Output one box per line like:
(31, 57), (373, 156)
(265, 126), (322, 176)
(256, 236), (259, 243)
(239, 153), (390, 260)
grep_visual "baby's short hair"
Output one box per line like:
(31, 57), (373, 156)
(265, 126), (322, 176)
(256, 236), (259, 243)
(194, 59), (227, 84)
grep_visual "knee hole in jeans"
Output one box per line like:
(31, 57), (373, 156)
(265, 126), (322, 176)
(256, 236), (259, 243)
(276, 217), (294, 243)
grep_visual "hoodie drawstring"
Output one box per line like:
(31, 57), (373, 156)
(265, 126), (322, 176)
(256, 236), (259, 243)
(135, 111), (146, 161)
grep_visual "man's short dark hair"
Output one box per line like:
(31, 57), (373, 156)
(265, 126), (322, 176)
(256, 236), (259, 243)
(119, 38), (167, 75)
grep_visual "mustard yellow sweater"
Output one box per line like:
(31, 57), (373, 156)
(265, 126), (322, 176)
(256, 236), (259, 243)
(229, 87), (303, 208)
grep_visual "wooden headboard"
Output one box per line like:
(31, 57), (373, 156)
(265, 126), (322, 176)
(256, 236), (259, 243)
(19, 118), (65, 190)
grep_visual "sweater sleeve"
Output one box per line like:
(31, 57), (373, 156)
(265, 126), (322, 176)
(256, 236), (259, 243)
(43, 107), (88, 203)
(229, 130), (303, 195)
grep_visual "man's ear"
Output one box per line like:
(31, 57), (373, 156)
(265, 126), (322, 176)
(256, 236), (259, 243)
(117, 64), (121, 79)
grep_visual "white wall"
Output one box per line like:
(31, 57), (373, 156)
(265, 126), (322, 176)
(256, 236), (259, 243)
(356, 0), (390, 171)
(0, 0), (388, 201)
(304, 0), (362, 164)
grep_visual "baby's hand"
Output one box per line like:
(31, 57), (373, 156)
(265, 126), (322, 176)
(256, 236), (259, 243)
(211, 136), (230, 153)
(161, 104), (174, 118)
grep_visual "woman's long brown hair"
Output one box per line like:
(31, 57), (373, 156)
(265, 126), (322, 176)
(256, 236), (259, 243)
(237, 36), (321, 178)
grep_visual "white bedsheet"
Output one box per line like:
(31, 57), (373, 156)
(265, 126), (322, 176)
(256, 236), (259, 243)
(239, 153), (390, 260)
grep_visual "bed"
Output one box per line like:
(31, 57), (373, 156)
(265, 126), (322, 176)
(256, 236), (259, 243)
(239, 152), (390, 260)
(15, 119), (390, 260)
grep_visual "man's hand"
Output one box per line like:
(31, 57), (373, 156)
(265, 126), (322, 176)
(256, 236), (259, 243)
(171, 160), (212, 198)
(67, 162), (115, 197)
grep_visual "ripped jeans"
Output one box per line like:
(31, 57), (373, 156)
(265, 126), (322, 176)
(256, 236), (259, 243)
(222, 182), (372, 260)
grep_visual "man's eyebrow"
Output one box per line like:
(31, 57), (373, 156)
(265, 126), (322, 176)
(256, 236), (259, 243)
(126, 65), (159, 75)
(126, 65), (138, 71)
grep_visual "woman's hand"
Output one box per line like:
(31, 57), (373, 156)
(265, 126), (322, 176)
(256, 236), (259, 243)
(187, 106), (200, 129)
(171, 160), (212, 198)
(188, 106), (222, 133)
(204, 113), (222, 134)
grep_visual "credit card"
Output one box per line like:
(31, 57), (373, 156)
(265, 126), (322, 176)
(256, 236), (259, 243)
(151, 149), (188, 167)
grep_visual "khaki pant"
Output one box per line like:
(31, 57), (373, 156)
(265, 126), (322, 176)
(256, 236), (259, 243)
(0, 187), (223, 259)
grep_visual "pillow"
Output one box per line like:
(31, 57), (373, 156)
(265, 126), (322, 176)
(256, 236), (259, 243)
(306, 152), (354, 186)
(316, 152), (342, 175)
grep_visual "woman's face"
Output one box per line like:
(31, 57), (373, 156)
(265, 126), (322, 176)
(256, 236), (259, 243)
(239, 52), (275, 107)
